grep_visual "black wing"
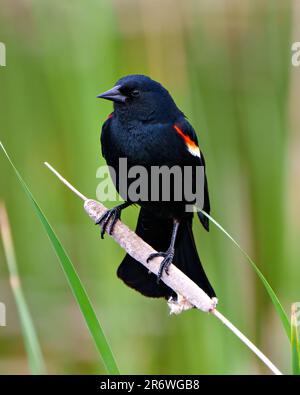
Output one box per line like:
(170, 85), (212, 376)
(100, 116), (112, 160)
(197, 150), (210, 231)
(175, 118), (210, 231)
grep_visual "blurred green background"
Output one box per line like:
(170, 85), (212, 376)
(0, 0), (299, 374)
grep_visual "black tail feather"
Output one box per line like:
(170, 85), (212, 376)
(197, 170), (210, 232)
(174, 217), (215, 298)
(117, 208), (216, 299)
(198, 211), (209, 232)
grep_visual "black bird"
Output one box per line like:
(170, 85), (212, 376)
(97, 75), (216, 300)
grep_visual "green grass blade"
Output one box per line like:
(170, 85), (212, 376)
(0, 142), (119, 374)
(201, 210), (290, 338)
(291, 303), (300, 375)
(0, 203), (46, 374)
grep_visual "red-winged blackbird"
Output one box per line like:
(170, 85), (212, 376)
(97, 75), (216, 300)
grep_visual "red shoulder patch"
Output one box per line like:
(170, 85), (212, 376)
(173, 125), (200, 157)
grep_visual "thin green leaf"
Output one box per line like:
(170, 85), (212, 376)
(201, 210), (290, 338)
(0, 142), (119, 374)
(0, 203), (46, 374)
(291, 303), (300, 375)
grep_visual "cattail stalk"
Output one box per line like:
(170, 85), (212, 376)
(44, 161), (283, 375)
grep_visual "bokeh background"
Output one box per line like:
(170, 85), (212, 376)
(0, 0), (299, 374)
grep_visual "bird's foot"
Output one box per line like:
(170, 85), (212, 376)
(96, 206), (122, 239)
(147, 247), (175, 283)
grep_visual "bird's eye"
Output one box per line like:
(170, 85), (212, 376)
(131, 89), (140, 97)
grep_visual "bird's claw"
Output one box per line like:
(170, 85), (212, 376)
(147, 248), (175, 283)
(96, 207), (121, 239)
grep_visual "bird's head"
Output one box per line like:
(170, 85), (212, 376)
(97, 74), (182, 122)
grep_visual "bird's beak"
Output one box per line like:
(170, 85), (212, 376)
(97, 85), (126, 103)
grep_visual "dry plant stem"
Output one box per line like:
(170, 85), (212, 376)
(44, 161), (215, 312)
(211, 309), (282, 375)
(84, 199), (216, 313)
(44, 162), (283, 375)
(44, 162), (88, 201)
